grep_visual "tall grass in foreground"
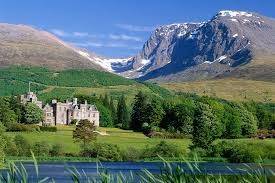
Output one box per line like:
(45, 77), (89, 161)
(0, 155), (274, 183)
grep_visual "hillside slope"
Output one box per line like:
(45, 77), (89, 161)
(0, 66), (171, 103)
(161, 79), (275, 102)
(0, 23), (104, 70)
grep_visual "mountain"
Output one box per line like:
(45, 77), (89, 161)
(117, 10), (275, 82)
(0, 23), (105, 70)
(118, 23), (201, 78)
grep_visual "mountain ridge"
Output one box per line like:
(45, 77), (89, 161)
(0, 23), (105, 71)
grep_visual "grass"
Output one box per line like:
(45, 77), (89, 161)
(161, 78), (275, 102)
(5, 126), (190, 154)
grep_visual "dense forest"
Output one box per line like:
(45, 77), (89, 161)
(0, 66), (137, 96)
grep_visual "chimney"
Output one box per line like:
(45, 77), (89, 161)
(84, 100), (87, 105)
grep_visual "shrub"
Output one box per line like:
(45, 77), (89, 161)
(146, 131), (187, 139)
(80, 143), (121, 161)
(14, 135), (31, 156)
(142, 141), (182, 158)
(39, 126), (57, 132)
(210, 140), (262, 163)
(121, 147), (142, 161)
(6, 123), (40, 132)
(4, 137), (18, 156)
(189, 147), (207, 158)
(50, 144), (64, 156)
(32, 141), (50, 157)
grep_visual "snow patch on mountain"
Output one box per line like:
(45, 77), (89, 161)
(218, 10), (253, 17)
(232, 33), (238, 38)
(77, 50), (132, 72)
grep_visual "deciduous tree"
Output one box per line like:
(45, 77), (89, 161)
(73, 119), (97, 148)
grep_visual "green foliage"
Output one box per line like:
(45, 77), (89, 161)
(38, 88), (75, 103)
(144, 98), (164, 128)
(23, 102), (44, 124)
(32, 141), (51, 157)
(222, 103), (242, 138)
(0, 79), (45, 96)
(120, 147), (142, 161)
(97, 103), (113, 127)
(116, 95), (130, 129)
(109, 96), (117, 125)
(73, 119), (97, 147)
(0, 66), (136, 90)
(50, 143), (64, 156)
(131, 91), (148, 131)
(161, 99), (195, 135)
(39, 126), (57, 132)
(0, 139), (6, 167)
(142, 82), (172, 98)
(192, 103), (221, 149)
(142, 141), (181, 158)
(6, 123), (40, 132)
(80, 142), (122, 161)
(210, 140), (262, 163)
(14, 135), (31, 156)
(4, 136), (18, 156)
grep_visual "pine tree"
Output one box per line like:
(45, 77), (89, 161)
(117, 95), (130, 129)
(109, 96), (117, 124)
(131, 91), (147, 131)
(103, 94), (110, 108)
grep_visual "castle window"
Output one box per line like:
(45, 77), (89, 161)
(46, 113), (51, 117)
(93, 114), (96, 118)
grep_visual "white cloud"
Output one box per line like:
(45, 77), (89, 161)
(71, 41), (141, 50)
(115, 24), (155, 32)
(109, 34), (142, 42)
(73, 32), (89, 37)
(50, 29), (69, 37)
(71, 42), (103, 47)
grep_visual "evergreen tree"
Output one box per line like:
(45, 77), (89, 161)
(192, 103), (221, 149)
(144, 98), (164, 128)
(117, 95), (130, 129)
(131, 91), (147, 131)
(109, 96), (117, 124)
(103, 94), (110, 108)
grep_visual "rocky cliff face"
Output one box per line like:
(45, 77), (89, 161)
(118, 23), (201, 78)
(118, 10), (275, 82)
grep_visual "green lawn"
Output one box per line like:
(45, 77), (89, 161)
(5, 126), (191, 154)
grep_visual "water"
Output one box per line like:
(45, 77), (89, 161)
(2, 161), (275, 182)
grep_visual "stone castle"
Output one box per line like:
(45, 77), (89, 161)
(20, 90), (100, 126)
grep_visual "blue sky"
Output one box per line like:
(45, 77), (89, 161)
(0, 0), (274, 57)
